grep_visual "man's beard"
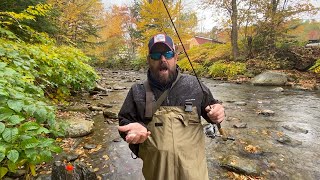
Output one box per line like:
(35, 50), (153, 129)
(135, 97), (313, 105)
(150, 63), (177, 85)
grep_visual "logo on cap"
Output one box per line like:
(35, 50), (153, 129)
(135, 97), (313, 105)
(153, 34), (166, 43)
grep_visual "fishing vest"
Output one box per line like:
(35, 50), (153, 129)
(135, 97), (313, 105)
(139, 74), (209, 180)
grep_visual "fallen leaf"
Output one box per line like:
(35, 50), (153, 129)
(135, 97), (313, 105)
(93, 168), (99, 172)
(244, 145), (260, 153)
(103, 154), (109, 161)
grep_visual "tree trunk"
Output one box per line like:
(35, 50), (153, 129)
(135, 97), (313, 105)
(268, 0), (279, 51)
(231, 0), (239, 60)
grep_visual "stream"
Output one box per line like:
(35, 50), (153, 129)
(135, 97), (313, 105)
(74, 70), (320, 180)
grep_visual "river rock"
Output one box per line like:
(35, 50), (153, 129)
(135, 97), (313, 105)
(219, 155), (261, 176)
(97, 103), (113, 108)
(282, 125), (308, 134)
(226, 117), (240, 121)
(251, 71), (288, 86)
(272, 87), (284, 92)
(103, 110), (118, 119)
(52, 160), (97, 180)
(89, 90), (99, 95)
(276, 135), (302, 147)
(258, 109), (275, 116)
(64, 117), (94, 138)
(234, 101), (247, 106)
(113, 137), (122, 142)
(83, 144), (97, 150)
(113, 85), (126, 90)
(65, 105), (90, 113)
(88, 106), (104, 111)
(66, 153), (79, 162)
(36, 175), (51, 180)
(233, 123), (247, 128)
(93, 83), (106, 92)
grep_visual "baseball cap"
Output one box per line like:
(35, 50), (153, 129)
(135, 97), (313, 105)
(148, 34), (175, 53)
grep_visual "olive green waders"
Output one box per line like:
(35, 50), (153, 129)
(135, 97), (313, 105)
(138, 106), (209, 180)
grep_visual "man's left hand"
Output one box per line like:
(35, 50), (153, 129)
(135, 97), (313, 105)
(205, 104), (225, 124)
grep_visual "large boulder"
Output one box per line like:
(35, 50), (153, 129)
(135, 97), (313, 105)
(62, 117), (94, 138)
(251, 71), (288, 86)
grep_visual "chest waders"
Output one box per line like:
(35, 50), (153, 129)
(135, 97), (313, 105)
(139, 74), (209, 180)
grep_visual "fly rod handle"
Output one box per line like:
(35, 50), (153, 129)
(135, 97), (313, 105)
(216, 123), (228, 141)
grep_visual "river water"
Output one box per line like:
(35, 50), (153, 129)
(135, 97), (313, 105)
(80, 70), (320, 180)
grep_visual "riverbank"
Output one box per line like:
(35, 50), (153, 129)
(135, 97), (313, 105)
(211, 69), (320, 91)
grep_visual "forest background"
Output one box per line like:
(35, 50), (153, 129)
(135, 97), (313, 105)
(0, 0), (319, 178)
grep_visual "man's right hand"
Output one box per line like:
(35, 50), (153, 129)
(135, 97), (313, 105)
(118, 123), (151, 144)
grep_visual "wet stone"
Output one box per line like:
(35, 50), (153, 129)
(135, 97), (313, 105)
(113, 137), (122, 142)
(258, 110), (275, 116)
(113, 85), (126, 90)
(219, 155), (261, 176)
(88, 106), (104, 111)
(282, 125), (308, 134)
(89, 90), (99, 95)
(84, 144), (97, 150)
(272, 87), (284, 92)
(65, 105), (90, 113)
(103, 110), (118, 119)
(233, 123), (247, 128)
(97, 103), (113, 108)
(226, 117), (240, 121)
(66, 153), (79, 162)
(35, 174), (51, 180)
(234, 101), (247, 106)
(52, 160), (97, 180)
(276, 135), (302, 147)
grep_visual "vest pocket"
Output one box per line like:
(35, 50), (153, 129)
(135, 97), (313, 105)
(175, 110), (200, 126)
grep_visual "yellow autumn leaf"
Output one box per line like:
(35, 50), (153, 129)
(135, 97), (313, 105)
(103, 154), (109, 161)
(29, 164), (37, 176)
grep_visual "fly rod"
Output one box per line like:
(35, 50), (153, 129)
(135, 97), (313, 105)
(160, 0), (229, 140)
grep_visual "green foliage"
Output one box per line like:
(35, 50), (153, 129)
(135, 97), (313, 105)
(0, 17), (98, 177)
(179, 43), (231, 64)
(177, 43), (232, 76)
(0, 62), (63, 177)
(0, 39), (99, 103)
(177, 58), (206, 76)
(208, 61), (247, 79)
(130, 56), (148, 71)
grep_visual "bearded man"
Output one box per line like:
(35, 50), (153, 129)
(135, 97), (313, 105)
(118, 33), (225, 180)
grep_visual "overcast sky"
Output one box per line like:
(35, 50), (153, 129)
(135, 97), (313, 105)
(101, 0), (320, 32)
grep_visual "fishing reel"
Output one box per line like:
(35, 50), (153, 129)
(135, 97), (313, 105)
(203, 123), (235, 141)
(203, 123), (216, 138)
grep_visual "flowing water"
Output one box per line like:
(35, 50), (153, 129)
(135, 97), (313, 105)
(80, 70), (320, 180)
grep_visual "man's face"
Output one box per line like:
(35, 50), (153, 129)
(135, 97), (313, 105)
(148, 43), (177, 85)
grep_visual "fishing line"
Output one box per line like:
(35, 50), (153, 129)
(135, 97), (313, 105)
(160, 0), (229, 140)
(160, 0), (205, 94)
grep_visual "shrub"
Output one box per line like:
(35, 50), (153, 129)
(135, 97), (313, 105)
(208, 61), (247, 79)
(130, 56), (148, 71)
(0, 39), (98, 102)
(0, 62), (63, 178)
